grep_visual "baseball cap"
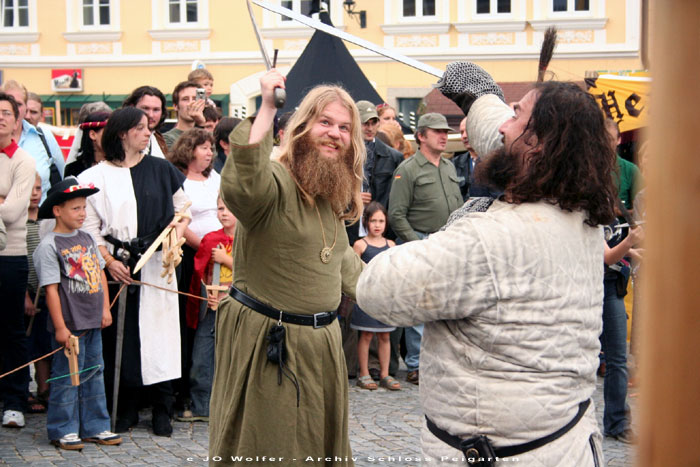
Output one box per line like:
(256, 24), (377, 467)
(356, 100), (378, 123)
(416, 113), (455, 132)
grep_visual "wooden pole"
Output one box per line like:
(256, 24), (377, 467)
(55, 100), (62, 126)
(637, 2), (700, 465)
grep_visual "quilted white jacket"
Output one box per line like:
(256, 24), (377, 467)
(357, 200), (604, 466)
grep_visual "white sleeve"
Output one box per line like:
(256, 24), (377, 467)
(467, 94), (514, 160)
(356, 217), (498, 327)
(173, 187), (192, 218)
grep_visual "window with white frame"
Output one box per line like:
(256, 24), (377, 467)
(82, 0), (110, 26)
(1, 0), (29, 28)
(280, 0), (313, 22)
(476, 0), (511, 15)
(552, 0), (589, 12)
(168, 0), (198, 25)
(402, 0), (436, 18)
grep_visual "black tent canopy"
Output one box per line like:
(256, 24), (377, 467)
(279, 10), (383, 113)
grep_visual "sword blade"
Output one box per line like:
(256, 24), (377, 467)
(247, 0), (272, 70)
(251, 0), (443, 78)
(111, 284), (128, 432)
(212, 261), (221, 287)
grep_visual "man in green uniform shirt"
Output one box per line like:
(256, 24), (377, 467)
(209, 69), (365, 465)
(387, 112), (463, 385)
(388, 113), (463, 242)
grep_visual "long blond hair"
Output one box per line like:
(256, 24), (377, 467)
(278, 85), (365, 223)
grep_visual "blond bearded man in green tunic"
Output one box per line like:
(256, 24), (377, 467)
(209, 70), (365, 465)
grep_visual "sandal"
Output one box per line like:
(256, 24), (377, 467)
(356, 375), (378, 390)
(27, 393), (48, 413)
(380, 376), (401, 391)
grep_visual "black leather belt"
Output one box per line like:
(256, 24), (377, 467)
(229, 285), (337, 329)
(426, 399), (590, 462)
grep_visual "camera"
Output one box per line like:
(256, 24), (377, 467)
(196, 88), (206, 100)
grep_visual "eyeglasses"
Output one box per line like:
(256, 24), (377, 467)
(0, 110), (15, 118)
(376, 103), (389, 110)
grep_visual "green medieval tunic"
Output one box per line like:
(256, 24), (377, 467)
(209, 119), (363, 466)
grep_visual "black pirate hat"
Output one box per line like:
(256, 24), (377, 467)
(38, 176), (99, 219)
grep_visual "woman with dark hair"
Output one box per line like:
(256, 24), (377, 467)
(122, 86), (169, 158)
(78, 106), (191, 437)
(64, 111), (111, 177)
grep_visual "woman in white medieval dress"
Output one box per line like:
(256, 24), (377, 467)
(79, 106), (191, 437)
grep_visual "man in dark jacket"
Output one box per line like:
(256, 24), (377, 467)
(342, 100), (404, 381)
(348, 100), (403, 245)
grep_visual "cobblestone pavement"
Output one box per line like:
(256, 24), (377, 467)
(1, 371), (635, 466)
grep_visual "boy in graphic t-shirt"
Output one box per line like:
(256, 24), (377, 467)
(33, 177), (121, 450)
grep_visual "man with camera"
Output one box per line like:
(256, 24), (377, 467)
(162, 81), (207, 151)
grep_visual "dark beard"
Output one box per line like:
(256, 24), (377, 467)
(474, 146), (521, 193)
(290, 133), (355, 214)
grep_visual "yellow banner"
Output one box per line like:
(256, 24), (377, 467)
(587, 74), (651, 132)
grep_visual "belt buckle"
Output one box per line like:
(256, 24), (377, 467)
(313, 312), (326, 329)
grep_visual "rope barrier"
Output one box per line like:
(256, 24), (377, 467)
(0, 280), (210, 382)
(46, 365), (101, 383)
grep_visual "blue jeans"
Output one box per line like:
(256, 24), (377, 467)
(47, 329), (111, 440)
(601, 279), (630, 436)
(394, 235), (426, 373)
(404, 324), (423, 372)
(0, 256), (29, 412)
(189, 308), (216, 417)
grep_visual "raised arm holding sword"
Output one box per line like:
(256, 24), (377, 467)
(208, 53), (365, 463)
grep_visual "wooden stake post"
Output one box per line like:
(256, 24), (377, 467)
(638, 2), (700, 464)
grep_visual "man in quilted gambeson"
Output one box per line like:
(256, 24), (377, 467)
(358, 68), (617, 466)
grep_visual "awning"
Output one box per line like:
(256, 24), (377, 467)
(40, 94), (128, 108)
(39, 93), (231, 114)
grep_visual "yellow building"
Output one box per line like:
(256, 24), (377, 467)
(0, 0), (642, 126)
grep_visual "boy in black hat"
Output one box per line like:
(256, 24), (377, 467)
(33, 177), (121, 450)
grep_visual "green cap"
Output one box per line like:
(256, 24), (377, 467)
(417, 112), (455, 132)
(356, 100), (378, 123)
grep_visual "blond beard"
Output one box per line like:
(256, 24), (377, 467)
(290, 133), (355, 215)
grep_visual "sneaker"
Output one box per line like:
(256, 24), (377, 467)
(51, 433), (84, 450)
(84, 430), (122, 445)
(406, 370), (419, 385)
(606, 428), (636, 444)
(2, 410), (25, 428)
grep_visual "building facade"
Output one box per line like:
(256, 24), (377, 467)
(0, 0), (643, 126)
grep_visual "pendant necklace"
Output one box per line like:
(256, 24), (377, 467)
(314, 202), (337, 264)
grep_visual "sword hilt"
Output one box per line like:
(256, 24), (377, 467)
(273, 87), (286, 109)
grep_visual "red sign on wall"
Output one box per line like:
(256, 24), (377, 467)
(51, 69), (83, 92)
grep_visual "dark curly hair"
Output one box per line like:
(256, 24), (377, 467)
(122, 86), (167, 129)
(169, 128), (215, 178)
(503, 81), (617, 226)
